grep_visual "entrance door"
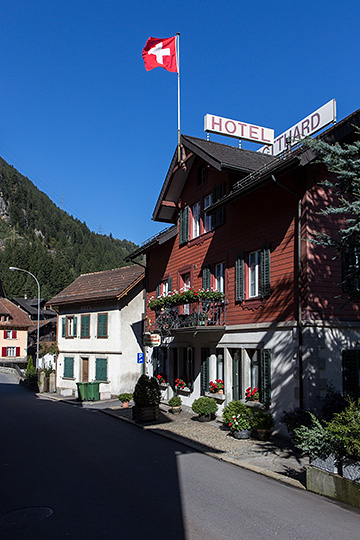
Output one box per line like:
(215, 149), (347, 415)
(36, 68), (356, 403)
(232, 349), (241, 401)
(82, 357), (89, 382)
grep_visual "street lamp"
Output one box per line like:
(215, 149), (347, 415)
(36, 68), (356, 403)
(9, 266), (40, 369)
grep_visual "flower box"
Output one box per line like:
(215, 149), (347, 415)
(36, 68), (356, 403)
(177, 387), (191, 395)
(205, 391), (225, 401)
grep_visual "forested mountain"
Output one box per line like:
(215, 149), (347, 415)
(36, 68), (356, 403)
(0, 156), (139, 300)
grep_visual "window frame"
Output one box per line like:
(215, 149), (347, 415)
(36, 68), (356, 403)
(97, 313), (108, 338)
(203, 194), (213, 233)
(249, 250), (260, 298)
(215, 262), (225, 293)
(191, 202), (201, 239)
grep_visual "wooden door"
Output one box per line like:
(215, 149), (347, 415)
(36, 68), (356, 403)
(82, 357), (89, 382)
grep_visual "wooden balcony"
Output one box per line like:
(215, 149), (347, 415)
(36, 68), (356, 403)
(153, 300), (226, 335)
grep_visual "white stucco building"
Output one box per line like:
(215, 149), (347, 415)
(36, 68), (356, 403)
(49, 265), (145, 399)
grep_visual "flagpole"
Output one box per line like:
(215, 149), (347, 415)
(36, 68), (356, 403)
(176, 32), (181, 163)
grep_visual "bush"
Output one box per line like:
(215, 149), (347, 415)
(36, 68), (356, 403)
(192, 396), (218, 416)
(222, 400), (251, 425)
(281, 407), (312, 437)
(118, 393), (133, 403)
(293, 412), (333, 460)
(229, 414), (251, 432)
(133, 375), (161, 407)
(320, 384), (347, 421)
(326, 399), (360, 461)
(169, 395), (181, 407)
(251, 411), (274, 430)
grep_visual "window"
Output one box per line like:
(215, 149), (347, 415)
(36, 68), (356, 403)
(250, 349), (271, 406)
(179, 206), (189, 246)
(235, 245), (271, 301)
(95, 358), (107, 381)
(192, 202), (201, 238)
(180, 273), (191, 314)
(212, 183), (226, 228)
(342, 247), (360, 294)
(175, 347), (194, 389)
(156, 277), (173, 298)
(2, 346), (20, 357)
(153, 347), (167, 381)
(64, 357), (74, 378)
(4, 330), (17, 339)
(62, 316), (77, 338)
(216, 349), (224, 380)
(215, 262), (225, 293)
(97, 313), (108, 338)
(81, 315), (90, 338)
(203, 195), (212, 233)
(343, 350), (360, 399)
(249, 251), (260, 298)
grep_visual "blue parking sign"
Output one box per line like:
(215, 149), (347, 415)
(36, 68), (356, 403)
(137, 352), (144, 364)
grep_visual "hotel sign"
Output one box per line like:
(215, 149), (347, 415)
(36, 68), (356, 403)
(258, 99), (337, 155)
(143, 332), (161, 347)
(204, 114), (274, 146)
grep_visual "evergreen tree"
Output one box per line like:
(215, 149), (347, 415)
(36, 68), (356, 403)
(305, 132), (360, 300)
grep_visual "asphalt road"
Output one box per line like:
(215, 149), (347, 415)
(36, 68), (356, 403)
(1, 373), (359, 540)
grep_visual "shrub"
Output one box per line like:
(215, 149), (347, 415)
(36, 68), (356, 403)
(169, 395), (181, 407)
(118, 393), (133, 403)
(192, 396), (218, 416)
(320, 384), (347, 421)
(281, 407), (312, 437)
(326, 399), (360, 461)
(228, 414), (251, 432)
(293, 412), (332, 460)
(251, 411), (274, 430)
(222, 400), (251, 425)
(133, 375), (161, 407)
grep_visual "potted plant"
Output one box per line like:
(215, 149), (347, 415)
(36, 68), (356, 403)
(132, 374), (161, 423)
(222, 400), (251, 425)
(245, 387), (260, 401)
(168, 395), (182, 414)
(251, 411), (274, 440)
(118, 392), (133, 408)
(228, 414), (251, 439)
(156, 374), (166, 385)
(175, 378), (189, 392)
(209, 379), (224, 394)
(191, 396), (218, 422)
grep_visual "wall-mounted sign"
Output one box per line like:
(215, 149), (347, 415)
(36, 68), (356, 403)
(143, 333), (161, 348)
(137, 352), (144, 364)
(204, 114), (274, 145)
(257, 99), (336, 155)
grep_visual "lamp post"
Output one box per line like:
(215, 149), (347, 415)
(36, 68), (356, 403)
(9, 266), (40, 369)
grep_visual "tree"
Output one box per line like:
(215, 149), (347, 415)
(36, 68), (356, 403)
(305, 133), (360, 300)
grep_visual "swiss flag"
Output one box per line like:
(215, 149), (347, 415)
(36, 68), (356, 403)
(142, 36), (178, 73)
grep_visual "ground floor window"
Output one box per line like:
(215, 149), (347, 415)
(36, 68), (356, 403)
(173, 347), (194, 388)
(95, 358), (108, 381)
(153, 347), (168, 382)
(343, 350), (360, 400)
(64, 357), (74, 378)
(230, 348), (271, 405)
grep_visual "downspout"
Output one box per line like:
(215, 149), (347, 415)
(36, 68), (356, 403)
(271, 175), (303, 409)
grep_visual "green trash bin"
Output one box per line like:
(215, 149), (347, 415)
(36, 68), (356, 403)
(77, 382), (88, 401)
(87, 381), (100, 401)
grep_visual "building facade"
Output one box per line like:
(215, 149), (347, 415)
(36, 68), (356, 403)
(49, 265), (145, 398)
(129, 110), (360, 428)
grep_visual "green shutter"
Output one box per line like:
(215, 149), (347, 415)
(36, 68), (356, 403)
(235, 254), (244, 302)
(201, 348), (210, 394)
(168, 277), (173, 292)
(95, 358), (107, 381)
(202, 266), (211, 290)
(260, 349), (271, 406)
(62, 317), (66, 337)
(179, 206), (189, 246)
(98, 314), (108, 337)
(64, 357), (74, 378)
(187, 347), (194, 388)
(81, 315), (90, 338)
(260, 245), (271, 298)
(73, 316), (77, 337)
(156, 284), (161, 298)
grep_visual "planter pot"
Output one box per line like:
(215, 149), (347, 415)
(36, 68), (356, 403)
(233, 429), (250, 439)
(198, 414), (212, 422)
(170, 406), (181, 415)
(121, 401), (129, 408)
(132, 405), (160, 423)
(254, 428), (271, 441)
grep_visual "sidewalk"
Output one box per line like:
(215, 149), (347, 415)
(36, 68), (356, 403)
(39, 392), (308, 490)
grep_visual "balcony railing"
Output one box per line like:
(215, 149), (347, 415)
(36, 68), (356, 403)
(153, 300), (226, 334)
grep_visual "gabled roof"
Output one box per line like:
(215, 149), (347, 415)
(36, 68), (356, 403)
(152, 134), (276, 223)
(13, 297), (57, 318)
(48, 265), (144, 307)
(0, 298), (32, 328)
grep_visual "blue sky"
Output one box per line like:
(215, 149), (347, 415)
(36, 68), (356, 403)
(0, 1), (359, 245)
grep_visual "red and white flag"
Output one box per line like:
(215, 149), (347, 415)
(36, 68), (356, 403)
(142, 36), (178, 73)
